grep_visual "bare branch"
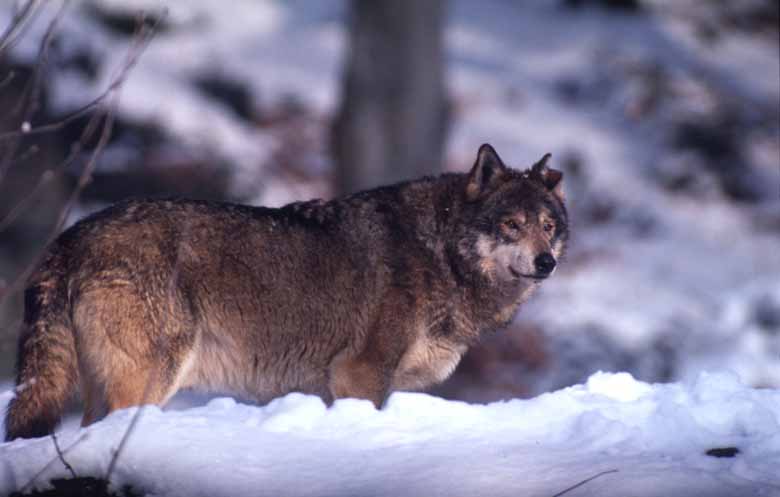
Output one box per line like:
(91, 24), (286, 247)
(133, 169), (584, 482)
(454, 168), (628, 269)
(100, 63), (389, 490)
(0, 105), (106, 303)
(0, 69), (16, 89)
(0, 89), (113, 142)
(104, 379), (151, 481)
(551, 469), (619, 497)
(46, 9), (164, 245)
(0, 165), (51, 235)
(10, 0), (68, 118)
(0, 9), (163, 304)
(0, 0), (69, 182)
(52, 432), (78, 480)
(20, 433), (88, 494)
(0, 0), (43, 55)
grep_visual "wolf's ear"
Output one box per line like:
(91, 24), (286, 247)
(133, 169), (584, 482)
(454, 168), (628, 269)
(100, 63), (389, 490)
(530, 153), (564, 198)
(466, 144), (507, 201)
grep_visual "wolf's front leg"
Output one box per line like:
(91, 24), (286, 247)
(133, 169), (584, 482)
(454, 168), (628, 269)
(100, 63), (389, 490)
(328, 315), (408, 408)
(328, 355), (393, 408)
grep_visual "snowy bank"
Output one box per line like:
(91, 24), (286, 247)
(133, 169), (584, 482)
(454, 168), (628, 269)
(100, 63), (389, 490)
(1, 371), (778, 497)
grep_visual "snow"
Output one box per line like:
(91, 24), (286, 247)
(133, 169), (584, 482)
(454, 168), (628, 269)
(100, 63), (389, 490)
(1, 371), (778, 497)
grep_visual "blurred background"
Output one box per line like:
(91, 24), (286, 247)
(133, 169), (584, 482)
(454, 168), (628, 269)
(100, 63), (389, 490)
(0, 0), (778, 402)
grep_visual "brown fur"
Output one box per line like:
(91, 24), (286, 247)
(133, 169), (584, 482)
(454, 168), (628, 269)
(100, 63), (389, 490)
(4, 144), (568, 440)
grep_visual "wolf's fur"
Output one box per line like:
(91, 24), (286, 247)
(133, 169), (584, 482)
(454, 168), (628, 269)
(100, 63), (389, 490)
(5, 144), (567, 441)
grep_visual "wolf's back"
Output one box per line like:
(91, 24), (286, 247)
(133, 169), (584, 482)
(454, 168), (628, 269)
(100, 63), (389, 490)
(5, 246), (78, 441)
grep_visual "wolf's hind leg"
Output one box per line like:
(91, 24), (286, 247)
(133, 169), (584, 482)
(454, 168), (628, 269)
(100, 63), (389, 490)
(79, 358), (190, 427)
(74, 286), (197, 426)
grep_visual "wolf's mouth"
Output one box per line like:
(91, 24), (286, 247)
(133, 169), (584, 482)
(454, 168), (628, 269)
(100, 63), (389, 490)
(508, 266), (547, 281)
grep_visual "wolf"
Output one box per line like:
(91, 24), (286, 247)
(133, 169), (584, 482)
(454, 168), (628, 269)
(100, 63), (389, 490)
(4, 144), (567, 441)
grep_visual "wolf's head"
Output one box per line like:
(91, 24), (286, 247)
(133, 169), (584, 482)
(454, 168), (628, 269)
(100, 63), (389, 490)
(454, 144), (568, 291)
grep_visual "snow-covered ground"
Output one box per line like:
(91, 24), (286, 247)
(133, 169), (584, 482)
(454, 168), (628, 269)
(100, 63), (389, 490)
(2, 371), (779, 497)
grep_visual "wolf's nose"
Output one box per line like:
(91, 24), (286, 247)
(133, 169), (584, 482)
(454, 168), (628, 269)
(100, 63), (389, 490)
(534, 253), (556, 276)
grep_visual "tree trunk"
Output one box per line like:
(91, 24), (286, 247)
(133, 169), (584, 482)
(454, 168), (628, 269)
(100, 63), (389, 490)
(332, 0), (448, 195)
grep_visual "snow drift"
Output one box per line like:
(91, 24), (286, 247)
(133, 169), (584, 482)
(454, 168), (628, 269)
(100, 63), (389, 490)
(1, 371), (778, 497)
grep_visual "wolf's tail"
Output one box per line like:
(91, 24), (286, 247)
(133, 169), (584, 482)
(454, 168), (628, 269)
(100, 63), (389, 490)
(5, 258), (78, 441)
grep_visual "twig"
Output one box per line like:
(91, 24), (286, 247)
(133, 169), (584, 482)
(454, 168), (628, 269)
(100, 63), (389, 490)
(0, 166), (51, 235)
(551, 469), (619, 497)
(47, 9), (162, 249)
(0, 0), (43, 55)
(0, 0), (68, 184)
(0, 87), (116, 141)
(0, 105), (106, 303)
(10, 0), (68, 119)
(0, 4), (162, 143)
(104, 381), (150, 481)
(19, 433), (87, 494)
(51, 103), (115, 238)
(52, 432), (78, 479)
(0, 70), (16, 89)
(0, 9), (162, 304)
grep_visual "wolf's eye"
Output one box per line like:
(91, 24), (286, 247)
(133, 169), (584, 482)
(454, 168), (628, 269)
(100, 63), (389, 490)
(543, 222), (554, 233)
(504, 219), (520, 231)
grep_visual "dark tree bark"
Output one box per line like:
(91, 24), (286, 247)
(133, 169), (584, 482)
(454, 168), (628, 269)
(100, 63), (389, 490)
(332, 0), (448, 195)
